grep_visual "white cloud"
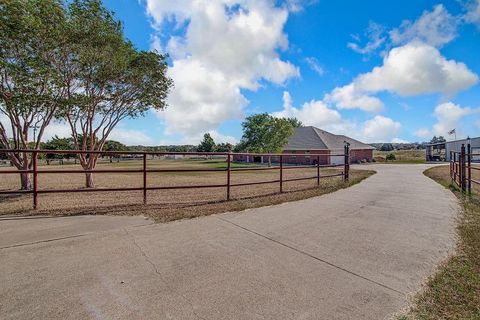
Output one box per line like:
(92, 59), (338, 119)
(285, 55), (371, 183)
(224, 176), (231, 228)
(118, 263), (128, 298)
(415, 128), (431, 138)
(272, 91), (342, 128)
(325, 83), (384, 112)
(390, 4), (458, 48)
(361, 115), (401, 142)
(304, 57), (324, 76)
(391, 137), (409, 143)
(432, 102), (478, 138)
(356, 42), (478, 96)
(465, 0), (480, 26)
(347, 21), (386, 55)
(42, 121), (72, 141)
(147, 0), (299, 139)
(109, 128), (155, 146)
(271, 92), (403, 143)
(158, 130), (237, 145)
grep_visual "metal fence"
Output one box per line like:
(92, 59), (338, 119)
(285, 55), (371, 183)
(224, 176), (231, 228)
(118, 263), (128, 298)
(450, 143), (479, 194)
(0, 145), (350, 209)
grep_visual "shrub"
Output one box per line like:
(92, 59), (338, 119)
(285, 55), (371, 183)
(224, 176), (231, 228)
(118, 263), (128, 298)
(386, 153), (396, 161)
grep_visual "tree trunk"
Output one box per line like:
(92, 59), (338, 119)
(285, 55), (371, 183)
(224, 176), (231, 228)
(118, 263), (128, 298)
(20, 172), (32, 190)
(85, 172), (95, 188)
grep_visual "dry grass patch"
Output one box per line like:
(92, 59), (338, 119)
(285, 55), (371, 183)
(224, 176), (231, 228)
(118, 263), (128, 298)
(374, 149), (426, 164)
(0, 159), (374, 222)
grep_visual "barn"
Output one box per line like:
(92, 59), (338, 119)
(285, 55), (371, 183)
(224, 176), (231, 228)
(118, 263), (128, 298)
(234, 126), (374, 165)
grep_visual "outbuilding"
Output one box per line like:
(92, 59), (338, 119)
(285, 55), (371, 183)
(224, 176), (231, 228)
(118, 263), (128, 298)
(426, 136), (480, 162)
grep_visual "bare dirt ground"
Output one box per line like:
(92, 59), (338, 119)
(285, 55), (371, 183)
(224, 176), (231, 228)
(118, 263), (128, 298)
(0, 158), (373, 222)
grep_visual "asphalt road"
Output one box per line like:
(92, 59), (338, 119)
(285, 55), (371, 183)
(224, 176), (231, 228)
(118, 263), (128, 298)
(0, 164), (459, 319)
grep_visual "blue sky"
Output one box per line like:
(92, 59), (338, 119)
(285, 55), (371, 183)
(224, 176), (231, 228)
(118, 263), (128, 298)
(100, 0), (480, 145)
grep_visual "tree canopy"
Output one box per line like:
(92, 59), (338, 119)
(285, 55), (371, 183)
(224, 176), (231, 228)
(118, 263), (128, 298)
(0, 0), (68, 188)
(238, 113), (302, 153)
(197, 133), (216, 152)
(1, 0), (173, 189)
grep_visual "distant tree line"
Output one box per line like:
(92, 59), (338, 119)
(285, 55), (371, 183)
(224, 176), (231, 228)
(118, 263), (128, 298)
(372, 136), (446, 151)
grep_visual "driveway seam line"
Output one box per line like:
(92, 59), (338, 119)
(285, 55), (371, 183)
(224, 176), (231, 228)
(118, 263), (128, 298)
(217, 216), (405, 296)
(0, 234), (88, 250)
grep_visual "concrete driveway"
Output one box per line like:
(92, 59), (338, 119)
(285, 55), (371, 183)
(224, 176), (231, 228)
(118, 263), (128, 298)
(0, 164), (459, 319)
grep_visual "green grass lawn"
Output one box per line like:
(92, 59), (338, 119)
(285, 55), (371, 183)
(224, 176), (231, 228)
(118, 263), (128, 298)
(399, 165), (480, 320)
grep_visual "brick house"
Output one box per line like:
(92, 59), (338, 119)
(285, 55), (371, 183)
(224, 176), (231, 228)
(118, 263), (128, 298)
(234, 126), (374, 165)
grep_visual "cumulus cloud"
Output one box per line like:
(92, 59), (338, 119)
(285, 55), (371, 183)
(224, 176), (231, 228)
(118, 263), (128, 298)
(325, 83), (384, 112)
(392, 138), (409, 143)
(272, 91), (342, 128)
(465, 0), (480, 26)
(109, 128), (155, 146)
(390, 4), (458, 47)
(361, 115), (401, 142)
(146, 0), (299, 140)
(271, 92), (402, 143)
(356, 42), (478, 96)
(327, 42), (478, 112)
(432, 102), (478, 138)
(415, 128), (431, 138)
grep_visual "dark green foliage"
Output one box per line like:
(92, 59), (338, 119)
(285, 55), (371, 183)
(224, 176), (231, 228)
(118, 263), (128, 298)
(197, 133), (216, 152)
(215, 142), (233, 152)
(380, 143), (394, 151)
(386, 153), (396, 161)
(238, 113), (300, 153)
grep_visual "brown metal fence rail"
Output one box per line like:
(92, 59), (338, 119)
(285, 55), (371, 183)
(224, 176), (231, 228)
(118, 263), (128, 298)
(450, 143), (479, 194)
(0, 146), (350, 209)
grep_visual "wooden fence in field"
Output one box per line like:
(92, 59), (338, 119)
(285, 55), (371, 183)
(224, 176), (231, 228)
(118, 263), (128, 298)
(0, 146), (350, 209)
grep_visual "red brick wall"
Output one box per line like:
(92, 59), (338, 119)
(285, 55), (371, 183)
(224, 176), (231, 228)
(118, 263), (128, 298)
(233, 149), (373, 164)
(282, 150), (330, 165)
(350, 149), (373, 162)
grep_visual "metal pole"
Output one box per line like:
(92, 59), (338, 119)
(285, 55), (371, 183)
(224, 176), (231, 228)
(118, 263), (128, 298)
(227, 153), (231, 200)
(461, 144), (466, 192)
(33, 150), (38, 209)
(467, 143), (471, 195)
(280, 155), (283, 193)
(449, 151), (453, 182)
(344, 144), (350, 182)
(143, 153), (147, 204)
(317, 155), (320, 186)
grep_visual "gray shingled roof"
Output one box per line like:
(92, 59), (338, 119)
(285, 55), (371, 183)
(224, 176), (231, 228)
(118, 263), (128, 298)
(284, 126), (374, 150)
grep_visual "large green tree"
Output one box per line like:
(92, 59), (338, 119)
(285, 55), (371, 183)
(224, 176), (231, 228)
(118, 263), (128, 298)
(239, 113), (302, 154)
(0, 0), (67, 189)
(197, 133), (216, 152)
(60, 0), (172, 188)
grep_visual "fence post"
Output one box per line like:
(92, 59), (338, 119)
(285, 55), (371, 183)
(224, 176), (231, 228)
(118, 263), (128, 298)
(449, 151), (453, 182)
(344, 143), (350, 182)
(317, 155), (320, 186)
(467, 143), (471, 195)
(143, 152), (147, 204)
(280, 155), (283, 193)
(33, 150), (38, 209)
(460, 144), (466, 192)
(454, 152), (457, 184)
(227, 153), (231, 200)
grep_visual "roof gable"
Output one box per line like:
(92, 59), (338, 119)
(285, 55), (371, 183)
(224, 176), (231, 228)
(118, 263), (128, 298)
(284, 126), (374, 150)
